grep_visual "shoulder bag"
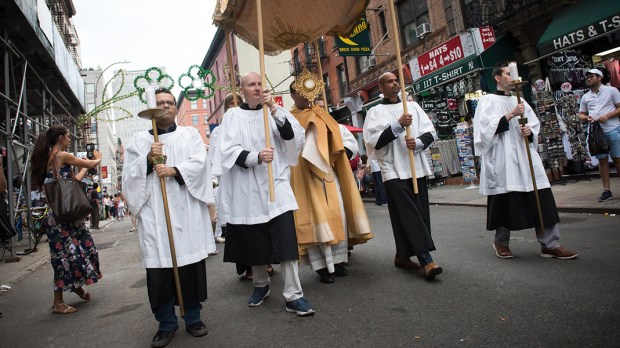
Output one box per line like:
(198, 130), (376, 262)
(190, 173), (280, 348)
(588, 122), (610, 156)
(44, 156), (92, 223)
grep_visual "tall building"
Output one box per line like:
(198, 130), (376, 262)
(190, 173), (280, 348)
(177, 29), (294, 145)
(112, 69), (159, 147)
(81, 69), (119, 194)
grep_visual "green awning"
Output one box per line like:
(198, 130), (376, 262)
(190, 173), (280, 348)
(537, 0), (620, 56)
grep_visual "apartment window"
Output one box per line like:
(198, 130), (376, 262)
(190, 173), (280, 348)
(86, 83), (95, 93)
(337, 64), (346, 100)
(397, 0), (430, 47)
(204, 114), (209, 124)
(205, 128), (211, 138)
(378, 8), (389, 39)
(190, 100), (198, 109)
(192, 115), (199, 125)
(87, 103), (95, 112)
(323, 73), (332, 105)
(444, 0), (456, 36)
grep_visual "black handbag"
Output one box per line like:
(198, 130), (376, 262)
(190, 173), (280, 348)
(44, 161), (92, 223)
(588, 122), (610, 156)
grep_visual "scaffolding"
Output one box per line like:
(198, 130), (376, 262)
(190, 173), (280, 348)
(0, 31), (81, 259)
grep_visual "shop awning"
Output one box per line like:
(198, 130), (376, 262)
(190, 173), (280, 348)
(537, 0), (620, 56)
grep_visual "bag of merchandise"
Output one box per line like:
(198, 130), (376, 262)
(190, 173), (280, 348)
(587, 122), (610, 156)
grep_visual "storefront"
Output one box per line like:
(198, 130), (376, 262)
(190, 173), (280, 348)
(530, 0), (620, 176)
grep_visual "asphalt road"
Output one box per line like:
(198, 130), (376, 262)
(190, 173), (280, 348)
(0, 205), (618, 347)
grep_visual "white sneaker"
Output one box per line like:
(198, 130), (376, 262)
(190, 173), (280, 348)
(208, 249), (219, 256)
(215, 236), (226, 243)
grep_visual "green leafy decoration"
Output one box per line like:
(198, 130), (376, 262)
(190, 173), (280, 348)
(178, 65), (216, 101)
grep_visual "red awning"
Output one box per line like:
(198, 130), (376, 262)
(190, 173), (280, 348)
(342, 124), (363, 133)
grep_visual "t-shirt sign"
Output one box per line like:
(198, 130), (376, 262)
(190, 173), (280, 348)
(539, 14), (620, 56)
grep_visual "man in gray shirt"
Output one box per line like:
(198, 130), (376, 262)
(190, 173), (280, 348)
(579, 68), (620, 202)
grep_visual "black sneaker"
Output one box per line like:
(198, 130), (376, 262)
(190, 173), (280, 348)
(598, 190), (613, 202)
(186, 320), (209, 337)
(285, 297), (315, 316)
(151, 328), (177, 348)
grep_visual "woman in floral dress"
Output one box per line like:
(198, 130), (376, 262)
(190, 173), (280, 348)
(30, 125), (103, 314)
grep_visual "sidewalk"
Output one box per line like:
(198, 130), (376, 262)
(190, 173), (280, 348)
(0, 218), (117, 288)
(365, 176), (620, 215)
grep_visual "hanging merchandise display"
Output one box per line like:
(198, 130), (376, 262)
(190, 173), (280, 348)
(531, 79), (567, 170)
(455, 122), (477, 182)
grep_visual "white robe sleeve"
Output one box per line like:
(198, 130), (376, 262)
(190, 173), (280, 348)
(473, 96), (503, 156)
(212, 111), (244, 176)
(363, 108), (388, 152)
(122, 133), (151, 215)
(339, 124), (359, 158)
(175, 127), (213, 204)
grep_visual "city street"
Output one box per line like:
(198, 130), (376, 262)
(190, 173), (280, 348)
(0, 204), (618, 347)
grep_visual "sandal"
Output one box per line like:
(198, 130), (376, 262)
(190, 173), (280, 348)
(266, 264), (274, 276)
(74, 288), (91, 301)
(50, 303), (77, 314)
(240, 271), (253, 281)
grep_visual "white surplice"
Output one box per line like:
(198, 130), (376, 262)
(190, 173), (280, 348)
(473, 94), (550, 195)
(211, 106), (305, 225)
(122, 126), (216, 268)
(363, 101), (435, 180)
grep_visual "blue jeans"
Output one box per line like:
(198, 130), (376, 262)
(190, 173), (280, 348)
(372, 171), (387, 205)
(154, 298), (202, 331)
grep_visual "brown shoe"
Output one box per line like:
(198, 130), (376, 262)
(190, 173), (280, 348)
(394, 257), (421, 270)
(423, 262), (443, 280)
(493, 242), (514, 259)
(541, 247), (578, 260)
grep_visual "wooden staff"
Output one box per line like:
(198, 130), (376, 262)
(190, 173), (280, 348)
(256, 0), (275, 202)
(387, 0), (418, 194)
(225, 30), (239, 107)
(513, 85), (545, 234)
(314, 40), (329, 113)
(151, 118), (185, 316)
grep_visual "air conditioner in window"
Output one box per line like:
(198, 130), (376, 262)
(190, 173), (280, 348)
(415, 23), (431, 39)
(360, 56), (369, 73)
(367, 56), (377, 68)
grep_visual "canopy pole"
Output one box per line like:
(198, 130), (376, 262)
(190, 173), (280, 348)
(225, 30), (238, 106)
(387, 0), (418, 194)
(256, 0), (275, 202)
(314, 40), (329, 112)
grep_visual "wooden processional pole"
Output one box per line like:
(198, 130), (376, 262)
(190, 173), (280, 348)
(387, 0), (418, 194)
(225, 30), (239, 107)
(256, 0), (275, 202)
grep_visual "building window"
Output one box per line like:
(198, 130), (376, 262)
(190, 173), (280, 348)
(190, 100), (198, 109)
(205, 128), (211, 138)
(337, 64), (346, 100)
(397, 0), (430, 47)
(378, 8), (389, 40)
(444, 0), (456, 36)
(86, 83), (95, 93)
(204, 114), (209, 124)
(87, 103), (95, 112)
(323, 73), (332, 105)
(192, 115), (199, 125)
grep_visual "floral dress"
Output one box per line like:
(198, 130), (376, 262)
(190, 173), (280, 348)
(45, 165), (102, 291)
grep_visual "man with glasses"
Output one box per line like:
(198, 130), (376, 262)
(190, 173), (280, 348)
(579, 68), (620, 202)
(123, 88), (216, 347)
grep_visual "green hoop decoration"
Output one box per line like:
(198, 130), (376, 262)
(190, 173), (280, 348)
(133, 67), (175, 104)
(179, 64), (217, 101)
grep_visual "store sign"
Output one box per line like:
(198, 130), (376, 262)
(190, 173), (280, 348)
(335, 16), (372, 56)
(409, 29), (490, 81)
(413, 56), (480, 93)
(538, 14), (620, 56)
(101, 166), (108, 179)
(274, 96), (283, 107)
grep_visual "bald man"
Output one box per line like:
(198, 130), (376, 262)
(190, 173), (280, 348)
(363, 72), (442, 280)
(211, 72), (315, 316)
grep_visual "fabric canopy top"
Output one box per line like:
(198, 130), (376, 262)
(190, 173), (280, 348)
(213, 0), (370, 56)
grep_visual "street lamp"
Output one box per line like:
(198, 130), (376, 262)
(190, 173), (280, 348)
(93, 60), (130, 196)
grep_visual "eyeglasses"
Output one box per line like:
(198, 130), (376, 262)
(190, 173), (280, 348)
(156, 100), (176, 106)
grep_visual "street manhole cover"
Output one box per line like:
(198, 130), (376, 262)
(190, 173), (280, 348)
(97, 240), (118, 250)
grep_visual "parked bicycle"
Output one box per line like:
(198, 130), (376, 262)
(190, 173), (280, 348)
(0, 206), (49, 261)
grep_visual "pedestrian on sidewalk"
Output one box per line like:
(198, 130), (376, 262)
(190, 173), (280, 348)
(289, 81), (373, 285)
(363, 72), (443, 280)
(123, 88), (216, 347)
(103, 194), (111, 220)
(473, 61), (578, 260)
(578, 68), (620, 202)
(88, 183), (100, 229)
(212, 72), (315, 316)
(369, 156), (387, 205)
(30, 124), (103, 314)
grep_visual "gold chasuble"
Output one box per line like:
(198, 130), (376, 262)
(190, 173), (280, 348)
(290, 106), (373, 256)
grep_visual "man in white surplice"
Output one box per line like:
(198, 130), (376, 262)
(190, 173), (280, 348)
(473, 61), (577, 260)
(212, 72), (315, 316)
(123, 89), (215, 346)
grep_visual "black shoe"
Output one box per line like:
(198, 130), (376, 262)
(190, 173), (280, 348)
(316, 268), (334, 284)
(186, 320), (209, 337)
(334, 263), (348, 277)
(151, 328), (177, 348)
